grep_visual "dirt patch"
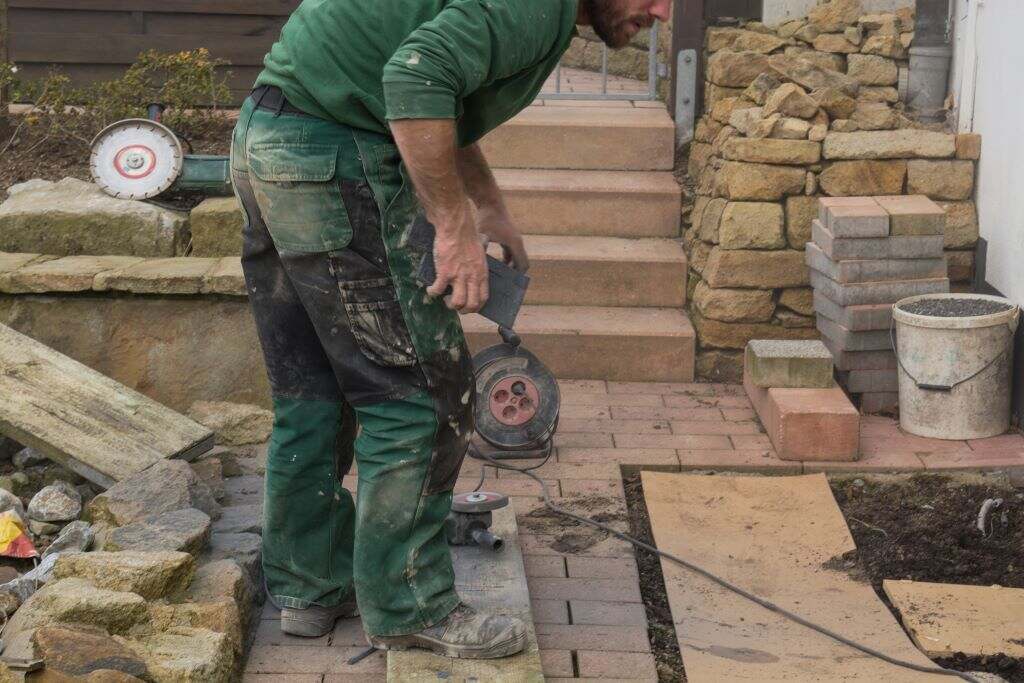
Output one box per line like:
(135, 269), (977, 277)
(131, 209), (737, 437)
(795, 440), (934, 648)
(623, 474), (686, 683)
(519, 494), (627, 554)
(830, 473), (1024, 681)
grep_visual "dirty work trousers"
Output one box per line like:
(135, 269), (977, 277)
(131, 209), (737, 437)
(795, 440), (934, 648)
(229, 93), (475, 637)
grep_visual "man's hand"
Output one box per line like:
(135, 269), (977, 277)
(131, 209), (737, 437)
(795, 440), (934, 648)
(477, 207), (529, 273)
(428, 200), (489, 313)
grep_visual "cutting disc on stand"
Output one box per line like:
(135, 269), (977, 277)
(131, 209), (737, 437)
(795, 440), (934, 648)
(90, 119), (183, 199)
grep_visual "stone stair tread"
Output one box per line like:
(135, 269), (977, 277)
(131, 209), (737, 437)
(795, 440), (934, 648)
(499, 235), (687, 265)
(495, 168), (680, 195)
(502, 104), (675, 130)
(463, 305), (694, 338)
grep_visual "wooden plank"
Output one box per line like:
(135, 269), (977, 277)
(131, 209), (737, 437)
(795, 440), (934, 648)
(7, 1), (301, 16)
(145, 12), (286, 37)
(642, 472), (945, 681)
(8, 8), (138, 35)
(884, 580), (1024, 659)
(0, 323), (213, 488)
(387, 504), (544, 682)
(10, 33), (274, 66)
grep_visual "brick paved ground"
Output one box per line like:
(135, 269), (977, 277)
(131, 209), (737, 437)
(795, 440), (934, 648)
(243, 379), (1024, 682)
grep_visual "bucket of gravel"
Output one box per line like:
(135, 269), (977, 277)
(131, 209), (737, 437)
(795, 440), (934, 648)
(893, 293), (1020, 440)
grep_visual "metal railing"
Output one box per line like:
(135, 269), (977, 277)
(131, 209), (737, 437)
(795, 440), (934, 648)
(540, 22), (662, 101)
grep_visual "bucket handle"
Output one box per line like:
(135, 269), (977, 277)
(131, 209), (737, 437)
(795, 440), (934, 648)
(889, 319), (1013, 393)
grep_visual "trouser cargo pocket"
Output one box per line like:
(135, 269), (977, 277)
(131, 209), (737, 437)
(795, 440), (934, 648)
(338, 277), (418, 368)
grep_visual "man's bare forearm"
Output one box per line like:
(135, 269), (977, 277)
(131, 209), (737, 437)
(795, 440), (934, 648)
(456, 143), (510, 220)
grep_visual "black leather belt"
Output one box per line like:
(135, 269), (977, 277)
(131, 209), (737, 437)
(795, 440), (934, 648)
(249, 84), (315, 117)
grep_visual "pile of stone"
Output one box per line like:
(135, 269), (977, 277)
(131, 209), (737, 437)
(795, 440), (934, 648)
(810, 196), (949, 412)
(685, 0), (981, 381)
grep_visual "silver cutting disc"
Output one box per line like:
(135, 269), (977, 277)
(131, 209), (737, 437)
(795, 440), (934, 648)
(90, 118), (183, 199)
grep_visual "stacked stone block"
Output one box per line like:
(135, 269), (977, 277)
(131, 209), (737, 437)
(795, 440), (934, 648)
(809, 196), (950, 412)
(684, 0), (982, 382)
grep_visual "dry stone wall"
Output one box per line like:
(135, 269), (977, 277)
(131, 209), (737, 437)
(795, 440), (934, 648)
(685, 0), (981, 381)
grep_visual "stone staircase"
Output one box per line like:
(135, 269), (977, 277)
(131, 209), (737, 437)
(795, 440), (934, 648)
(467, 102), (695, 382)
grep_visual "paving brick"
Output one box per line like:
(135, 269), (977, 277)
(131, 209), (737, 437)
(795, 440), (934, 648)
(817, 314), (894, 351)
(967, 434), (1024, 451)
(562, 392), (665, 407)
(560, 404), (612, 419)
(730, 434), (774, 449)
(839, 368), (899, 393)
(677, 449), (801, 473)
(528, 578), (643, 603)
(558, 418), (672, 434)
(825, 202), (890, 238)
(560, 478), (625, 498)
(806, 242), (947, 284)
(577, 651), (659, 679)
(520, 533), (635, 558)
(721, 407), (758, 421)
(874, 195), (946, 236)
(243, 675), (323, 683)
(613, 433), (734, 450)
(920, 450), (1024, 472)
(860, 434), (971, 454)
(657, 394), (750, 409)
(608, 381), (718, 396)
(570, 600), (648, 626)
(812, 220), (946, 260)
(557, 448), (679, 467)
(532, 598), (570, 624)
(246, 646), (386, 674)
(524, 555), (567, 577)
(818, 196), (881, 227)
(566, 556), (639, 579)
(330, 617), (369, 647)
(809, 268), (949, 307)
(613, 405), (725, 421)
(858, 391), (900, 413)
(823, 335), (897, 371)
(559, 379), (608, 394)
(503, 462), (621, 481)
(253, 619), (329, 647)
(540, 650), (575, 677)
(553, 431), (615, 448)
(535, 624), (650, 652)
(814, 291), (894, 332)
(669, 420), (763, 435)
(745, 339), (833, 389)
(803, 449), (924, 473)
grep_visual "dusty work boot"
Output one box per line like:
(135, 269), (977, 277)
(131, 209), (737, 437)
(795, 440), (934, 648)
(280, 597), (359, 637)
(368, 604), (527, 659)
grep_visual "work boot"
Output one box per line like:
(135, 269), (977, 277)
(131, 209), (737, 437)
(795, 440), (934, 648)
(280, 597), (359, 637)
(369, 603), (527, 659)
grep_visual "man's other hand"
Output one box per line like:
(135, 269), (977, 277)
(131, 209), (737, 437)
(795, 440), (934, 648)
(478, 209), (529, 273)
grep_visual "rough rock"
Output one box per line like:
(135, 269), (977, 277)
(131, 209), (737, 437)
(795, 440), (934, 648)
(695, 118), (724, 144)
(692, 312), (820, 350)
(809, 123), (828, 142)
(813, 33), (859, 54)
(823, 130), (956, 159)
(847, 54), (898, 85)
(939, 201), (980, 249)
(808, 0), (863, 33)
(831, 119), (860, 133)
(861, 34), (907, 59)
(763, 83), (820, 119)
(779, 288), (815, 316)
(860, 13), (900, 34)
(785, 196), (820, 249)
(0, 178), (188, 257)
(13, 446), (48, 469)
(29, 519), (61, 536)
(0, 255), (145, 294)
(850, 102), (898, 130)
(697, 198), (728, 243)
(719, 202), (787, 250)
(190, 458), (226, 502)
(811, 87), (857, 119)
(775, 309), (816, 328)
(202, 532), (262, 587)
(31, 625), (151, 680)
(41, 521), (95, 559)
(743, 73), (782, 105)
(126, 627), (234, 683)
(87, 460), (221, 528)
(706, 83), (745, 108)
(188, 401), (273, 447)
(771, 118), (812, 140)
(859, 86), (899, 104)
(707, 51), (772, 88)
(211, 504), (262, 535)
(707, 27), (786, 54)
(28, 481), (82, 523)
(693, 282), (775, 323)
(906, 160), (975, 201)
(728, 106), (765, 136)
(0, 488), (26, 522)
(955, 133), (983, 161)
(54, 551), (194, 600)
(703, 248), (810, 289)
(946, 251), (975, 283)
(844, 24), (863, 45)
(715, 162), (807, 201)
(184, 559), (260, 635)
(769, 54), (860, 97)
(722, 138), (821, 166)
(189, 198), (243, 258)
(5, 578), (149, 636)
(103, 508), (212, 555)
(783, 47), (846, 74)
(749, 114), (782, 139)
(819, 160), (907, 196)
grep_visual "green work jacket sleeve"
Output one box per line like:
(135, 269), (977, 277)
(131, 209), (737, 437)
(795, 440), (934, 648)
(382, 0), (568, 122)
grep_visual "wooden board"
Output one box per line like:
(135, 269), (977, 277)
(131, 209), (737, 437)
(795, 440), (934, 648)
(0, 323), (213, 488)
(884, 580), (1024, 659)
(642, 472), (945, 682)
(387, 504), (544, 682)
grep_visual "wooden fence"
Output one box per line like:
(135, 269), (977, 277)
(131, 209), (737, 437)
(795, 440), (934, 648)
(4, 0), (302, 104)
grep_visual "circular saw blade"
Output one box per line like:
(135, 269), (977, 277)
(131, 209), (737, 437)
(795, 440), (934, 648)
(452, 491), (509, 513)
(90, 119), (183, 199)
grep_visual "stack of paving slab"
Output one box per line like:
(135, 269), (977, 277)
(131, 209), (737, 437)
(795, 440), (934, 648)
(808, 196), (950, 413)
(743, 339), (859, 462)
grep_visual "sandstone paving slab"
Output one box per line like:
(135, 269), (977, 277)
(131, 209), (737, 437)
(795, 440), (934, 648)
(642, 471), (942, 681)
(201, 257), (247, 296)
(0, 255), (144, 293)
(387, 504), (543, 682)
(0, 252), (56, 277)
(95, 257), (220, 295)
(0, 323), (214, 488)
(883, 580), (1024, 659)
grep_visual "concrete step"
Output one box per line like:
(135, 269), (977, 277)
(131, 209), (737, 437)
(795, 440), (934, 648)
(495, 169), (681, 238)
(480, 104), (675, 171)
(491, 235), (687, 308)
(463, 305), (696, 382)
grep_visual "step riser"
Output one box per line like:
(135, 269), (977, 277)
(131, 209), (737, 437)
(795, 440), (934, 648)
(503, 187), (681, 238)
(482, 123), (675, 171)
(466, 329), (695, 383)
(524, 259), (686, 307)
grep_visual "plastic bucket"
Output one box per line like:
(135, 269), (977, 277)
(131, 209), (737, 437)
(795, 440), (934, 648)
(893, 293), (1020, 440)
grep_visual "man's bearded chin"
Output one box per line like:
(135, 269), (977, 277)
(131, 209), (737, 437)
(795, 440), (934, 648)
(585, 0), (632, 49)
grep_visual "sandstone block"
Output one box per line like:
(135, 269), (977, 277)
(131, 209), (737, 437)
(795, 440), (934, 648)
(0, 256), (144, 294)
(693, 281), (775, 323)
(784, 47), (847, 74)
(808, 0), (864, 33)
(769, 54), (860, 97)
(812, 221), (945, 260)
(771, 118), (812, 139)
(816, 313), (893, 351)
(955, 133), (982, 161)
(859, 391), (899, 413)
(813, 291), (894, 332)
(939, 201), (979, 249)
(697, 197), (728, 244)
(707, 50), (772, 87)
(719, 201), (787, 250)
(704, 248), (810, 289)
(850, 102), (898, 131)
(707, 27), (786, 54)
(840, 368), (898, 393)
(847, 54), (898, 85)
(722, 138), (821, 165)
(785, 196), (820, 249)
(5, 578), (149, 637)
(809, 268), (949, 307)
(103, 508), (212, 556)
(861, 34), (907, 58)
(906, 160), (975, 201)
(821, 335), (897, 371)
(54, 551), (194, 600)
(779, 288), (815, 316)
(693, 312), (820, 350)
(820, 198), (890, 237)
(823, 130), (956, 159)
(806, 242), (946, 285)
(819, 160), (906, 196)
(188, 401), (273, 446)
(715, 162), (806, 201)
(728, 107), (766, 136)
(813, 33), (860, 54)
(946, 250), (975, 283)
(126, 627), (234, 683)
(858, 86), (900, 103)
(744, 73), (782, 105)
(31, 625), (151, 680)
(190, 198), (243, 258)
(94, 258), (219, 295)
(811, 87), (857, 119)
(0, 178), (188, 257)
(706, 83), (745, 109)
(201, 258), (246, 296)
(86, 460), (221, 528)
(763, 83), (820, 119)
(745, 339), (834, 388)
(874, 195), (946, 236)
